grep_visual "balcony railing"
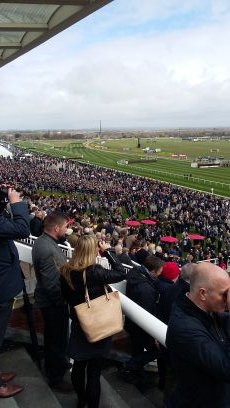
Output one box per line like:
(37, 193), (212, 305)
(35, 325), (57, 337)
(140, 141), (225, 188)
(16, 236), (168, 346)
(16, 236), (230, 347)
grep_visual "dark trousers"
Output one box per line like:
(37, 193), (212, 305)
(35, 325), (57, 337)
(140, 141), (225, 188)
(126, 331), (158, 370)
(41, 304), (69, 385)
(0, 300), (14, 387)
(71, 358), (104, 408)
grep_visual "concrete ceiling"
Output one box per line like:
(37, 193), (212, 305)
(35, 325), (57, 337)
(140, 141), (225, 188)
(0, 0), (112, 68)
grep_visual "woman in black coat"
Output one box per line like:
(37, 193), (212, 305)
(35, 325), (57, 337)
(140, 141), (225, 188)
(60, 235), (126, 408)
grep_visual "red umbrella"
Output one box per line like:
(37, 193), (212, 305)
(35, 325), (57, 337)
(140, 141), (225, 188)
(125, 220), (141, 227)
(141, 219), (157, 225)
(188, 234), (205, 240)
(160, 236), (178, 243)
(67, 217), (75, 225)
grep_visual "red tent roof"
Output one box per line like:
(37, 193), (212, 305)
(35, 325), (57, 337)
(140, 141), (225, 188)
(141, 219), (157, 225)
(160, 236), (178, 243)
(125, 220), (141, 227)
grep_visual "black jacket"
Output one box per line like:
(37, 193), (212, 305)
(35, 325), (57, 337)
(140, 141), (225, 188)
(155, 275), (174, 323)
(165, 278), (190, 308)
(166, 294), (230, 408)
(30, 216), (43, 237)
(0, 202), (30, 303)
(61, 251), (126, 360)
(125, 265), (159, 343)
(157, 277), (189, 324)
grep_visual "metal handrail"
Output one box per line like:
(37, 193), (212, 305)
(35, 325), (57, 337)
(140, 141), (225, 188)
(15, 237), (230, 346)
(15, 238), (167, 346)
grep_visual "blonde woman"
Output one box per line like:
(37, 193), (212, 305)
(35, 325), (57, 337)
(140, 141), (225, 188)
(60, 235), (126, 408)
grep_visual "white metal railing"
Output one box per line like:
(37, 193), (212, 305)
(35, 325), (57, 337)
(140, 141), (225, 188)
(16, 237), (230, 347)
(16, 238), (167, 346)
(19, 236), (230, 269)
(197, 258), (219, 265)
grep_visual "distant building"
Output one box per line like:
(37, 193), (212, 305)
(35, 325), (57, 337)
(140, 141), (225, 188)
(143, 147), (161, 154)
(192, 156), (221, 168)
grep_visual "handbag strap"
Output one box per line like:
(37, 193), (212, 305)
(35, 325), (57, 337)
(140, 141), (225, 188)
(83, 269), (110, 308)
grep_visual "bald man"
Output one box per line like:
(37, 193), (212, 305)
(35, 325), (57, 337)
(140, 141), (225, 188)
(166, 263), (230, 408)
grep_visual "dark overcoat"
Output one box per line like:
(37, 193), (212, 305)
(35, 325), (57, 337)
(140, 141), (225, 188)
(0, 202), (30, 303)
(61, 252), (126, 360)
(166, 295), (230, 408)
(125, 265), (159, 345)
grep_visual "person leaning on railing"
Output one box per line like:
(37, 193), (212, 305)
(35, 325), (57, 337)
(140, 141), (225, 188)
(0, 187), (30, 398)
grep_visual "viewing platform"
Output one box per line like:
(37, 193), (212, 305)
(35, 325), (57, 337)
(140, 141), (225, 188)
(1, 238), (168, 407)
(3, 237), (230, 407)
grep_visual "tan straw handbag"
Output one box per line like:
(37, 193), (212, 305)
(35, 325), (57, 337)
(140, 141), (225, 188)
(74, 270), (123, 343)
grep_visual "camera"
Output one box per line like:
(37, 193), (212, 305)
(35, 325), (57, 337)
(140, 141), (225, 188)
(0, 184), (23, 215)
(0, 184), (10, 212)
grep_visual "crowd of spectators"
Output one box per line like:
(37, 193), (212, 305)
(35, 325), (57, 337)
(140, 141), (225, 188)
(0, 152), (230, 266)
(1, 151), (230, 405)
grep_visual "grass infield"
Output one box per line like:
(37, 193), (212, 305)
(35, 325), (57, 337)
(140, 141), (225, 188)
(14, 138), (230, 197)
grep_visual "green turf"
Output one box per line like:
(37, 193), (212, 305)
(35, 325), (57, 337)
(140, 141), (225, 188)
(95, 137), (230, 160)
(14, 138), (230, 197)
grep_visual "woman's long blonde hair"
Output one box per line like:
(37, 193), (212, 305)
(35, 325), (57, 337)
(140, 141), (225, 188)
(61, 235), (98, 288)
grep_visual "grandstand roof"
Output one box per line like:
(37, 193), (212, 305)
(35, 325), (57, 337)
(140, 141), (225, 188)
(0, 0), (112, 68)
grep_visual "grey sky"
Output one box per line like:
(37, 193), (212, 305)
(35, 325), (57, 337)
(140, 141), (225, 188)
(1, 0), (230, 130)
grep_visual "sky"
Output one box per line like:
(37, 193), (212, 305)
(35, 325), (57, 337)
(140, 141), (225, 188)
(1, 0), (230, 130)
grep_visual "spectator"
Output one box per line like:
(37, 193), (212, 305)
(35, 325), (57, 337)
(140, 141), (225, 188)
(162, 262), (195, 324)
(166, 263), (230, 408)
(30, 209), (45, 237)
(123, 256), (164, 383)
(0, 187), (30, 398)
(117, 247), (133, 266)
(60, 236), (126, 408)
(135, 240), (149, 265)
(155, 245), (164, 259)
(66, 231), (79, 249)
(32, 213), (70, 392)
(148, 242), (156, 255)
(156, 262), (180, 323)
(156, 263), (194, 391)
(0, 152), (229, 263)
(125, 231), (138, 249)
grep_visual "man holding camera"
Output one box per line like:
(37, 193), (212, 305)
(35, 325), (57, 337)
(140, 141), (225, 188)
(0, 187), (30, 397)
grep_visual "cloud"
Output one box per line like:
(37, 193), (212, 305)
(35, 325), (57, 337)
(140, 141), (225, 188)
(104, 0), (205, 25)
(1, 0), (230, 129)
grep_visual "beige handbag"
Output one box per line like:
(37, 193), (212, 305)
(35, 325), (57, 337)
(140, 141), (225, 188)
(74, 270), (123, 343)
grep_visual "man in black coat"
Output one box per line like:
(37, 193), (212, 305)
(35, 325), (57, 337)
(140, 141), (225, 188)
(158, 262), (194, 324)
(0, 187), (30, 398)
(123, 256), (163, 381)
(156, 262), (194, 390)
(156, 261), (180, 324)
(166, 262), (230, 408)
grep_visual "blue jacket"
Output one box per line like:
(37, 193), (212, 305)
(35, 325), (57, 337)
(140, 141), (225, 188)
(166, 294), (230, 408)
(0, 202), (30, 303)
